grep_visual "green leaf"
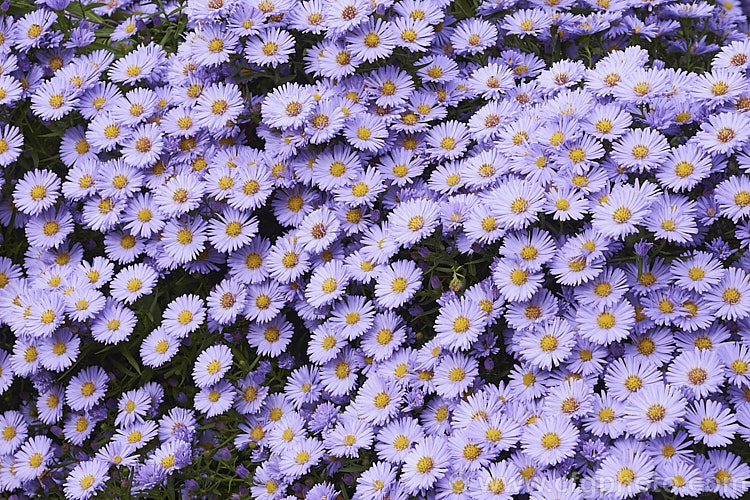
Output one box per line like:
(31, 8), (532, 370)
(120, 346), (142, 376)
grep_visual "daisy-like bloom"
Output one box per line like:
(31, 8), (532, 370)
(317, 41), (362, 79)
(581, 103), (632, 140)
(25, 207), (74, 251)
(544, 378), (594, 420)
(468, 63), (515, 101)
(278, 436), (325, 479)
(207, 207), (259, 254)
(434, 297), (486, 352)
(90, 300), (137, 344)
(468, 460), (522, 499)
(720, 342), (750, 386)
(613, 66), (671, 103)
(30, 78), (78, 121)
(308, 323), (345, 365)
(13, 435), (54, 482)
(390, 16), (434, 53)
(388, 198), (440, 247)
(575, 300), (635, 345)
(644, 194), (697, 243)
(304, 99), (347, 144)
(15, 9), (57, 49)
(158, 407), (198, 443)
(426, 120), (470, 160)
(148, 439), (191, 476)
(0, 410), (27, 456)
(375, 416), (424, 464)
(666, 349), (724, 399)
(335, 168), (386, 209)
(528, 476), (583, 500)
(705, 267), (750, 320)
(305, 259), (349, 308)
(656, 143), (711, 191)
(354, 374), (403, 425)
(356, 461), (396, 499)
(684, 399), (739, 447)
(192, 344), (233, 389)
(140, 327), (179, 368)
(657, 460), (705, 497)
(194, 380), (237, 418)
(604, 355), (662, 401)
(162, 294), (205, 339)
(191, 24), (239, 67)
(324, 0), (369, 33)
(13, 169), (61, 216)
(346, 19), (396, 63)
(243, 280), (285, 323)
(502, 9), (553, 38)
(115, 388), (152, 428)
(66, 365), (108, 412)
(592, 181), (659, 239)
(493, 259), (543, 302)
(447, 428), (493, 472)
(229, 163), (275, 212)
(0, 124), (23, 166)
(611, 128), (670, 173)
(121, 123), (163, 168)
(344, 114), (388, 152)
(521, 416), (579, 466)
(401, 436), (450, 494)
(247, 317), (294, 357)
(38, 328), (80, 372)
(700, 450), (750, 498)
(36, 385), (64, 425)
(285, 365), (322, 409)
(595, 450), (656, 500)
(234, 374), (269, 416)
(361, 312), (406, 362)
(695, 111), (750, 155)
(297, 206), (340, 254)
(538, 60), (587, 93)
(671, 251), (725, 293)
(266, 412), (306, 453)
(692, 68), (748, 107)
(623, 383), (687, 439)
(518, 318), (575, 370)
(313, 144), (363, 191)
(582, 391), (626, 438)
(428, 161), (464, 194)
(464, 202), (505, 244)
(328, 295), (374, 340)
(246, 28), (296, 67)
(262, 82), (315, 130)
(713, 38), (750, 70)
(206, 279), (246, 326)
(109, 263), (158, 305)
(194, 82), (244, 131)
(715, 175), (750, 222)
(154, 173), (205, 217)
(374, 260), (422, 310)
(63, 459), (110, 500)
(574, 267), (628, 308)
(433, 353), (478, 398)
(108, 43), (164, 84)
(491, 178), (545, 230)
(324, 415), (374, 458)
(623, 328), (675, 368)
(162, 216), (208, 265)
(451, 18), (498, 55)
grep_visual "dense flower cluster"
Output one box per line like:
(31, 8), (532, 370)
(2, 0), (750, 498)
